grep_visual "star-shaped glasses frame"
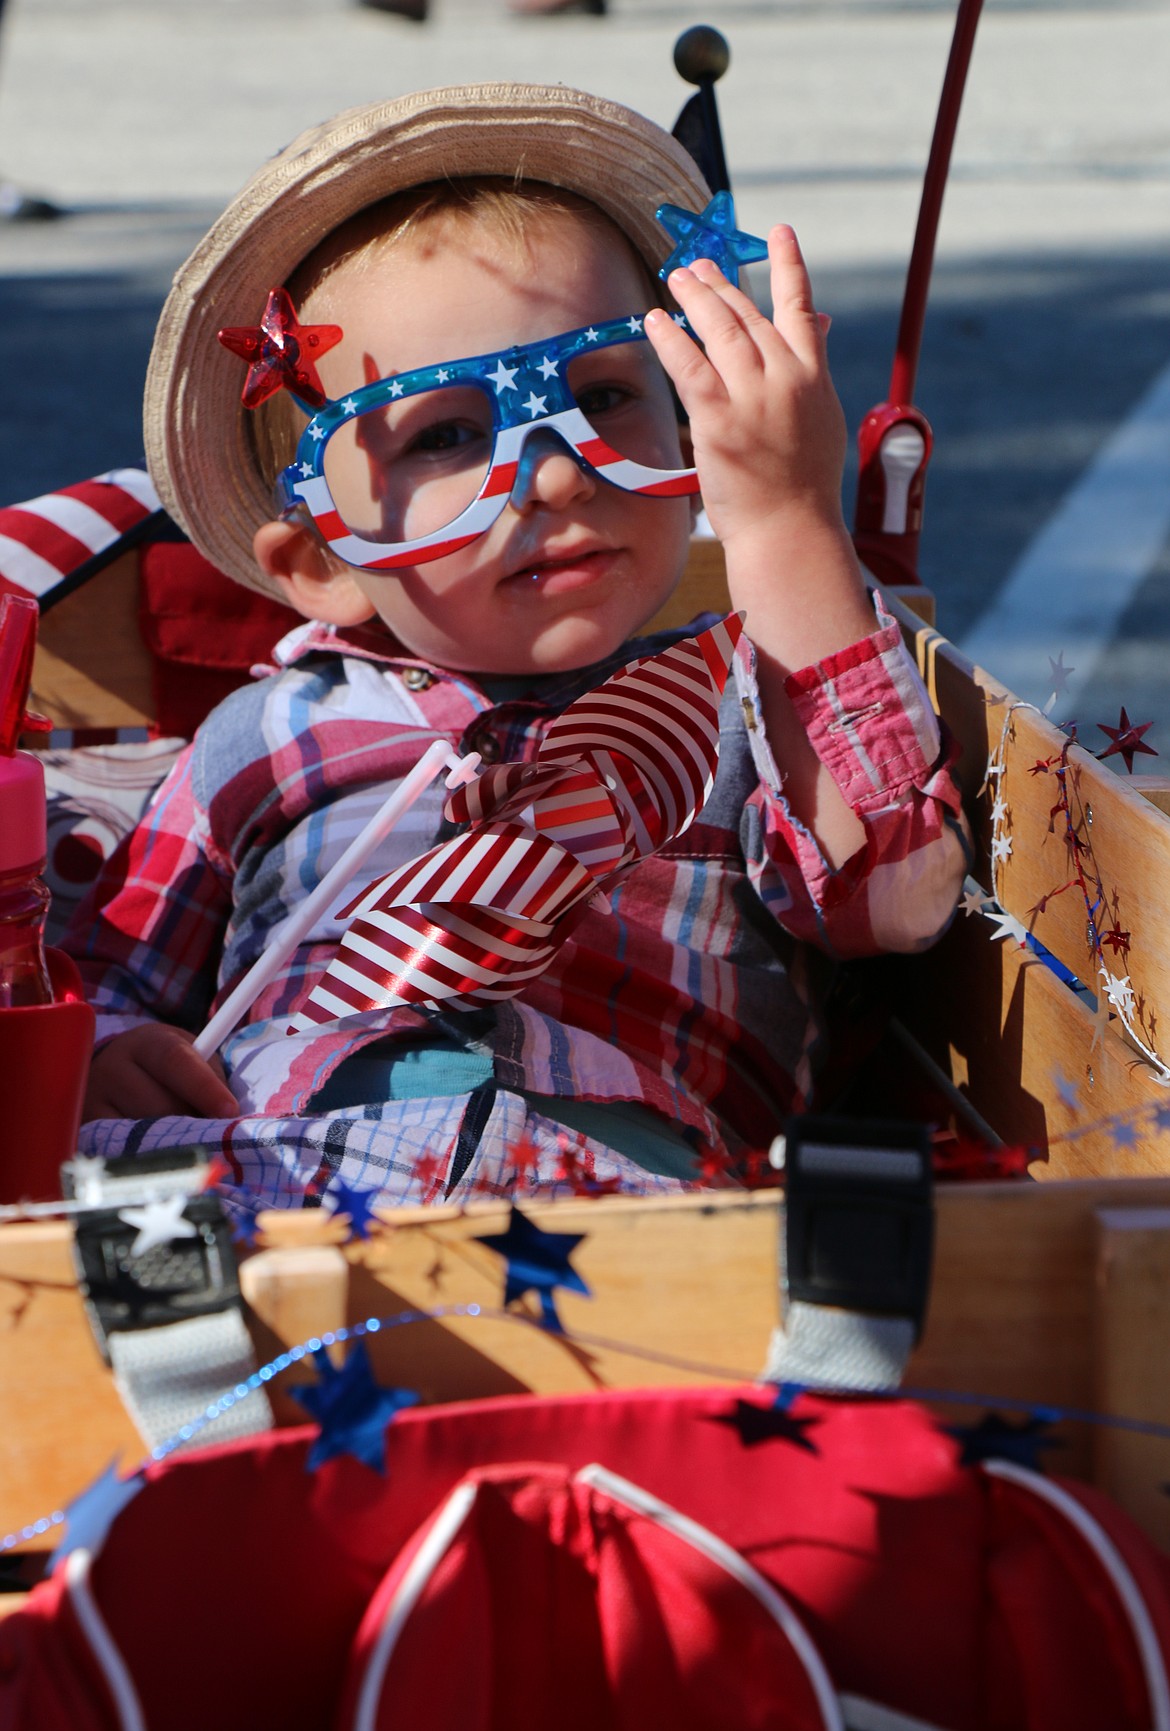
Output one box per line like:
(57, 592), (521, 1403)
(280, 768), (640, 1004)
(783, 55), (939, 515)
(275, 311), (700, 574)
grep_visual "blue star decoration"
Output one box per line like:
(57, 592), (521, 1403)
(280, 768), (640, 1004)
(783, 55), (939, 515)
(945, 1411), (1063, 1472)
(289, 1342), (420, 1474)
(710, 1385), (821, 1453)
(475, 1204), (591, 1333)
(322, 1175), (383, 1240)
(49, 1458), (145, 1568)
(655, 192), (770, 284)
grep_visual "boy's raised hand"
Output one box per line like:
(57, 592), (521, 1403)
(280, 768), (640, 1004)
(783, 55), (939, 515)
(646, 223), (877, 871)
(84, 1022), (240, 1123)
(644, 223), (847, 561)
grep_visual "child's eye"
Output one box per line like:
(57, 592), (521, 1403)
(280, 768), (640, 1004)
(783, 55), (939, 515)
(574, 381), (638, 418)
(408, 419), (487, 455)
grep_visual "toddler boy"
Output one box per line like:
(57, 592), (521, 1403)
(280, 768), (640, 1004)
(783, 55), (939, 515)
(71, 84), (968, 1207)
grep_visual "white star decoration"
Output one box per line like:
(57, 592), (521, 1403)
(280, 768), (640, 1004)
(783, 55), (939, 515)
(984, 907), (1029, 946)
(991, 833), (1013, 864)
(341, 398), (358, 416)
(1100, 968), (1136, 1020)
(308, 424), (326, 442)
(961, 884), (990, 917)
(486, 359), (518, 395)
(584, 327), (599, 343)
(117, 1193), (198, 1259)
(299, 462), (313, 478)
(537, 355), (559, 380)
(437, 368), (450, 383)
(626, 315), (644, 334)
(522, 392), (548, 419)
(389, 379), (404, 398)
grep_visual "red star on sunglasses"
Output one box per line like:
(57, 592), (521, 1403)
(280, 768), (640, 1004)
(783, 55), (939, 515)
(1096, 707), (1157, 774)
(217, 287), (342, 410)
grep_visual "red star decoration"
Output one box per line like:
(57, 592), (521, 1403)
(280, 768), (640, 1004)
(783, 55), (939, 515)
(554, 1142), (579, 1184)
(218, 287), (342, 409)
(200, 1154), (233, 1191)
(1101, 923), (1132, 958)
(1096, 707), (1157, 775)
(697, 1149), (729, 1184)
(1029, 757), (1056, 777)
(413, 1151), (444, 1196)
(507, 1135), (541, 1185)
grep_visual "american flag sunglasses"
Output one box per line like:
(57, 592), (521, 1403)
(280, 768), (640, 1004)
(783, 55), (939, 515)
(275, 312), (701, 572)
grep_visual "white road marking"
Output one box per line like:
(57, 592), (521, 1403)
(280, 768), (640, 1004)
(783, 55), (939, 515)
(959, 356), (1170, 707)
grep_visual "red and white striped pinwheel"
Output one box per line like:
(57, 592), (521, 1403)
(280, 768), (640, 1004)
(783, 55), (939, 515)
(289, 614), (744, 1028)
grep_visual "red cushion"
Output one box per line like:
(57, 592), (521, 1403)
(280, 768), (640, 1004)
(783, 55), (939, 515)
(138, 544), (300, 738)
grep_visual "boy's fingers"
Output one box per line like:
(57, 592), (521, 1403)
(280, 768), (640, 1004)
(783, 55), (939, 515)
(643, 304), (724, 411)
(767, 224), (825, 367)
(667, 264), (772, 375)
(687, 258), (775, 338)
(159, 1035), (240, 1116)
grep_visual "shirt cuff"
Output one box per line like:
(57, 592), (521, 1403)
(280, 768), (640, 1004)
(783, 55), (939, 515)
(777, 595), (942, 809)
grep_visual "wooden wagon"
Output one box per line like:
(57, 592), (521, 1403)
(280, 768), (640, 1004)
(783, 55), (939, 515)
(4, 6), (1170, 1649)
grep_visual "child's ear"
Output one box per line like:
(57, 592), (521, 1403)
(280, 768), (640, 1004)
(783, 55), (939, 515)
(253, 520), (376, 627)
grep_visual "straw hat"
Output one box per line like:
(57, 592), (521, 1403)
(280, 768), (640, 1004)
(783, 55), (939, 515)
(143, 83), (711, 599)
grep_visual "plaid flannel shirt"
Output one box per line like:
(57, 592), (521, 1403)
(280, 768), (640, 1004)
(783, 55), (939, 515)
(68, 605), (968, 1206)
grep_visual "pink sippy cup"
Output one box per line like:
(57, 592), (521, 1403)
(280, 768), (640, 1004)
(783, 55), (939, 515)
(0, 593), (95, 1201)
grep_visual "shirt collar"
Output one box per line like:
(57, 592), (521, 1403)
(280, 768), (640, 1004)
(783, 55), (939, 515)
(265, 615), (711, 710)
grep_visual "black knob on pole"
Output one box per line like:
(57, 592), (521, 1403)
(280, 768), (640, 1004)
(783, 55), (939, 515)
(671, 27), (731, 194)
(673, 25), (730, 86)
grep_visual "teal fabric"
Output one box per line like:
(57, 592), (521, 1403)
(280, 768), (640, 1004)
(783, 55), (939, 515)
(313, 1037), (493, 1108)
(313, 1038), (698, 1178)
(516, 1090), (699, 1180)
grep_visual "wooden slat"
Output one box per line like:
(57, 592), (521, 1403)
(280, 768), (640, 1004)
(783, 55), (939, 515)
(0, 1223), (143, 1543)
(894, 907), (1170, 1172)
(11, 1182), (1170, 1545)
(30, 552), (155, 729)
(1093, 1208), (1170, 1549)
(888, 594), (1170, 1087)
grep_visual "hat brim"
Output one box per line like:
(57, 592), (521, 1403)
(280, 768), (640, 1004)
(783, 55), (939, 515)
(143, 83), (711, 600)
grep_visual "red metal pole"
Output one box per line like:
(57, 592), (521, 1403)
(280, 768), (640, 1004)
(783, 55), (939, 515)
(890, 0), (985, 408)
(853, 0), (984, 587)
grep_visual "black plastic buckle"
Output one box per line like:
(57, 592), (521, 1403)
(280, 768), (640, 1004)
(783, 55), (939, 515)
(783, 1115), (934, 1340)
(71, 1155), (241, 1364)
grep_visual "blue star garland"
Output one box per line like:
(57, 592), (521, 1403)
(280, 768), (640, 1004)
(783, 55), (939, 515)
(48, 1458), (144, 1567)
(288, 1342), (420, 1474)
(475, 1203), (591, 1333)
(12, 1303), (1170, 1561)
(322, 1176), (383, 1240)
(944, 1411), (1063, 1472)
(711, 1390), (821, 1453)
(655, 192), (770, 283)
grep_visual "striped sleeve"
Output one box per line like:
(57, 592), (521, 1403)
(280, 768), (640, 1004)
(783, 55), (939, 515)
(737, 604), (970, 957)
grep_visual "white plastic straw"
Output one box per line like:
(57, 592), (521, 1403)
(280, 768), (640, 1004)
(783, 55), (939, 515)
(194, 739), (470, 1059)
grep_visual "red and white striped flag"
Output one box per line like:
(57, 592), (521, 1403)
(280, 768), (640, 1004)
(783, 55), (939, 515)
(0, 469), (161, 606)
(290, 614), (744, 1028)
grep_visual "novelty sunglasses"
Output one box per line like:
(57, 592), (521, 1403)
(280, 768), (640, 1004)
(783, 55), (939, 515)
(273, 313), (701, 572)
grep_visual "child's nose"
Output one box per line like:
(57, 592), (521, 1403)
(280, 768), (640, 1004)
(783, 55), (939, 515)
(509, 427), (596, 512)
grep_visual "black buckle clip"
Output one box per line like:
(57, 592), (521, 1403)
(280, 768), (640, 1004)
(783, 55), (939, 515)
(782, 1115), (934, 1341)
(69, 1153), (241, 1364)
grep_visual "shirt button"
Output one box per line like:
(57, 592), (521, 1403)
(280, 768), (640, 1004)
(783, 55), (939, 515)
(402, 667), (435, 692)
(476, 734), (501, 764)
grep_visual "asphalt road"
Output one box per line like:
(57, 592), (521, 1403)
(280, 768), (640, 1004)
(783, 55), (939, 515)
(1, 0), (1167, 741)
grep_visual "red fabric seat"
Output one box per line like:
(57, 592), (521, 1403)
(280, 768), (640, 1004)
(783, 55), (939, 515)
(4, 1388), (1170, 1731)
